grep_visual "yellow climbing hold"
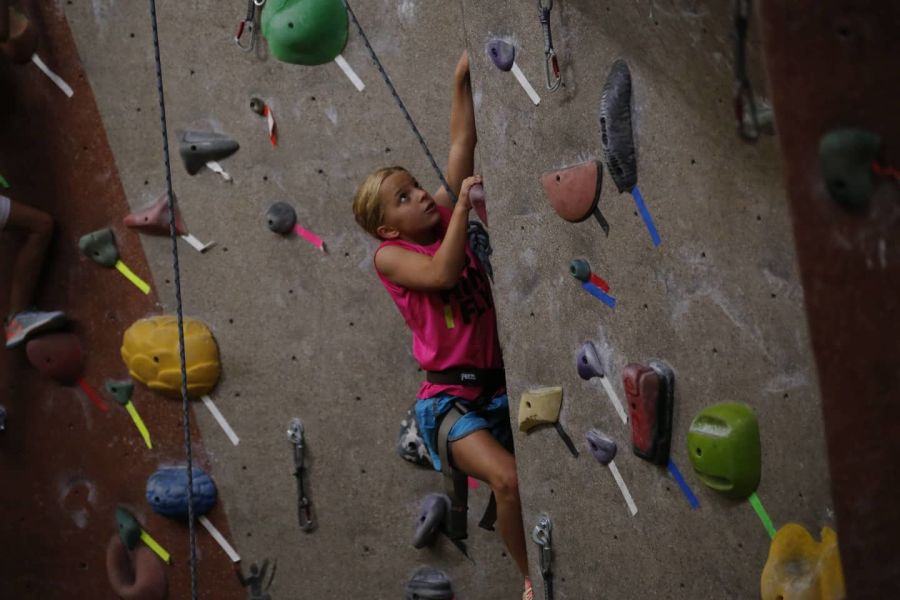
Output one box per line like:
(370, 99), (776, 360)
(121, 316), (221, 399)
(760, 523), (846, 600)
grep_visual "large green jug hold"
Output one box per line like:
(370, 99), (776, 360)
(262, 0), (348, 66)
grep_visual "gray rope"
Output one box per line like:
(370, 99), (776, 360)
(341, 0), (457, 203)
(148, 1), (198, 597)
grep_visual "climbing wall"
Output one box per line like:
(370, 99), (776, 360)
(459, 0), (833, 598)
(63, 0), (520, 597)
(15, 0), (850, 598)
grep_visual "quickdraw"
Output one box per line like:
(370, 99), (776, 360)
(538, 0), (561, 92)
(288, 418), (315, 532)
(235, 0), (266, 52)
(532, 513), (554, 599)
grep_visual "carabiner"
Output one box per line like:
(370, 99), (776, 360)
(545, 49), (561, 92)
(235, 0), (265, 52)
(538, 0), (562, 92)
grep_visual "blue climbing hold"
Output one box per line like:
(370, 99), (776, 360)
(146, 467), (218, 520)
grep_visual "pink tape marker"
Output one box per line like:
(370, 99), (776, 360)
(293, 224), (326, 252)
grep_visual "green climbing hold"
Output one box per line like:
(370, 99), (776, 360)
(115, 506), (142, 550)
(687, 403), (760, 500)
(261, 0), (348, 66)
(105, 380), (134, 406)
(79, 228), (119, 268)
(818, 127), (882, 211)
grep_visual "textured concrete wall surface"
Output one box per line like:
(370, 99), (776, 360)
(35, 0), (838, 598)
(460, 0), (832, 598)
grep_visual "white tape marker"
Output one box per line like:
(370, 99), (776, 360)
(608, 460), (638, 516)
(201, 395), (240, 446)
(510, 62), (540, 105)
(31, 54), (74, 98)
(205, 161), (232, 182)
(334, 54), (365, 92)
(180, 233), (216, 253)
(599, 375), (628, 425)
(198, 515), (241, 563)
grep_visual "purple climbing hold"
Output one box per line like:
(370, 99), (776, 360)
(412, 494), (449, 549)
(146, 466), (218, 520)
(576, 340), (605, 380)
(585, 429), (617, 465)
(486, 39), (515, 72)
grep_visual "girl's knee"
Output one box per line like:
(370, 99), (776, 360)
(490, 467), (520, 500)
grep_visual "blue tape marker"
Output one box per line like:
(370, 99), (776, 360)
(631, 186), (661, 247)
(581, 282), (616, 309)
(667, 458), (699, 510)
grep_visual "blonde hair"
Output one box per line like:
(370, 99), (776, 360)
(352, 166), (407, 239)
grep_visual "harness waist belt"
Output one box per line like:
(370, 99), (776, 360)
(425, 367), (506, 389)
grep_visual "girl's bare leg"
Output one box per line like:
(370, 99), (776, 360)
(450, 429), (529, 578)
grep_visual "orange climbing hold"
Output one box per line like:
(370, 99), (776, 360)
(760, 523), (846, 600)
(121, 316), (220, 399)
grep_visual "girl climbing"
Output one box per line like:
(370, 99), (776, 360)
(352, 51), (533, 599)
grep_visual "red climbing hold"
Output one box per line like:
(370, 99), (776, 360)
(25, 332), (85, 386)
(540, 161), (608, 235)
(124, 193), (187, 237)
(105, 535), (168, 600)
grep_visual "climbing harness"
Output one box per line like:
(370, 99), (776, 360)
(427, 368), (507, 551)
(288, 418), (315, 532)
(733, 0), (760, 141)
(538, 0), (561, 92)
(147, 0), (198, 596)
(532, 514), (554, 600)
(236, 0), (265, 52)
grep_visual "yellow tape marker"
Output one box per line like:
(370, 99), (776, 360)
(140, 530), (171, 564)
(115, 260), (151, 294)
(125, 401), (152, 449)
(443, 305), (455, 329)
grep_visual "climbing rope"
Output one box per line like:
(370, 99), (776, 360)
(341, 0), (457, 204)
(147, 1), (199, 598)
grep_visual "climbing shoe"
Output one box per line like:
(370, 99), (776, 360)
(523, 577), (534, 600)
(5, 310), (66, 349)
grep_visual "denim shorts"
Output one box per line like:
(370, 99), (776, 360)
(415, 393), (512, 471)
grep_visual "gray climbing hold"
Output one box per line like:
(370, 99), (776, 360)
(819, 128), (882, 211)
(178, 130), (240, 176)
(486, 39), (515, 72)
(79, 228), (119, 268)
(250, 97), (266, 116)
(397, 402), (432, 468)
(412, 494), (450, 549)
(0, 405), (6, 432)
(105, 380), (134, 406)
(266, 202), (297, 235)
(599, 60), (637, 193)
(404, 566), (454, 600)
(585, 429), (617, 465)
(576, 340), (605, 380)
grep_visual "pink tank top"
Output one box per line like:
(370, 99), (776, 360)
(375, 207), (504, 400)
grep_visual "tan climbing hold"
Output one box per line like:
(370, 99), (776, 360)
(760, 523), (846, 600)
(518, 387), (563, 432)
(121, 315), (221, 399)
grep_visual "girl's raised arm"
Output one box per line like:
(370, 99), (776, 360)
(434, 51), (477, 209)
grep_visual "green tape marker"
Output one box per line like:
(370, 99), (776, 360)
(749, 492), (776, 539)
(0, 174), (9, 188)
